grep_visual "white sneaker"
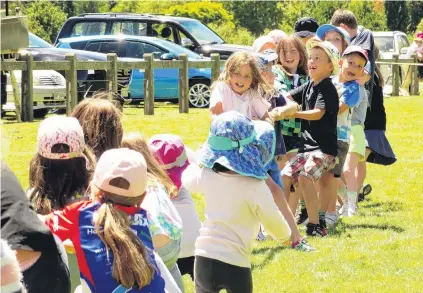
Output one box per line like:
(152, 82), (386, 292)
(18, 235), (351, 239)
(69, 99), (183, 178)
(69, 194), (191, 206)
(325, 212), (339, 228)
(348, 197), (358, 216)
(340, 197), (349, 217)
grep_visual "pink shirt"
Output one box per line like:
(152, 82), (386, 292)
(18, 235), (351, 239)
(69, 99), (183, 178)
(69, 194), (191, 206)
(210, 82), (270, 119)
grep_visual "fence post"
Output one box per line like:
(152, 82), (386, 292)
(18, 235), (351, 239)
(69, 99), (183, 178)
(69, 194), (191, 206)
(10, 71), (21, 123)
(107, 53), (118, 96)
(178, 54), (189, 113)
(391, 54), (399, 96)
(21, 53), (33, 122)
(211, 53), (220, 83)
(144, 53), (154, 115)
(65, 53), (77, 114)
(410, 54), (418, 96)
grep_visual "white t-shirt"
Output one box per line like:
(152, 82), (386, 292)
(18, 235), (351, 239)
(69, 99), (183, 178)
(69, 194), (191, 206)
(171, 187), (202, 258)
(210, 82), (270, 119)
(182, 165), (291, 268)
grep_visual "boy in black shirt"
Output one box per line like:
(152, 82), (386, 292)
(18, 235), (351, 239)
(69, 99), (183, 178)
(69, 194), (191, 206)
(281, 39), (340, 237)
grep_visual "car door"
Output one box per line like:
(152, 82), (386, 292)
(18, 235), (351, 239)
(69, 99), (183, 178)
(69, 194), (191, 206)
(122, 41), (145, 100)
(142, 42), (179, 99)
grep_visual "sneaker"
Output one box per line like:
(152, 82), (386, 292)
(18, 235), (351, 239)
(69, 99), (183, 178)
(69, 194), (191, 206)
(319, 215), (326, 229)
(348, 198), (358, 216)
(292, 238), (317, 252)
(306, 223), (327, 237)
(297, 207), (309, 225)
(358, 184), (372, 202)
(325, 212), (339, 228)
(256, 225), (266, 241)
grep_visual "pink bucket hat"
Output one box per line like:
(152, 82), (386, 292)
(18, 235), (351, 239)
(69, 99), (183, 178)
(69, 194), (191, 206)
(93, 148), (148, 197)
(37, 116), (85, 160)
(148, 134), (189, 190)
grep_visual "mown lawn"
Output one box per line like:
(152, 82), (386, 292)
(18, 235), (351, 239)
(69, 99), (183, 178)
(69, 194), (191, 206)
(1, 96), (423, 293)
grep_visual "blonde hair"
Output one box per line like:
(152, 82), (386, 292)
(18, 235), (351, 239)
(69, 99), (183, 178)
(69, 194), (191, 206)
(71, 93), (123, 159)
(276, 35), (308, 75)
(213, 51), (273, 95)
(122, 133), (177, 197)
(92, 183), (154, 289)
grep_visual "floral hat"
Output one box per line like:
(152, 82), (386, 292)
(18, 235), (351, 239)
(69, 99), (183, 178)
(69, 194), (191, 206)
(306, 38), (340, 75)
(37, 116), (85, 160)
(148, 134), (190, 190)
(200, 111), (275, 179)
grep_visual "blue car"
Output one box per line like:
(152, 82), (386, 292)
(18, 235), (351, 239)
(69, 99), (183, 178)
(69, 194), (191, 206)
(56, 35), (213, 108)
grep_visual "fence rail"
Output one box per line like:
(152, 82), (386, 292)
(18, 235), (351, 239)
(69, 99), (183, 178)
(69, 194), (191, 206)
(1, 52), (420, 122)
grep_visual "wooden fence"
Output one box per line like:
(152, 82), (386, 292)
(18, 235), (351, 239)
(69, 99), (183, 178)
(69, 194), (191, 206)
(1, 52), (421, 122)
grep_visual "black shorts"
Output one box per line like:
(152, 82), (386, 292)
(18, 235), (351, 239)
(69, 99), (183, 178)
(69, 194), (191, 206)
(177, 256), (195, 280)
(283, 135), (302, 152)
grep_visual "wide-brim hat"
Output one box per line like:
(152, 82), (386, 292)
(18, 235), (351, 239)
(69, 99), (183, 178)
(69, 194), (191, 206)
(306, 38), (340, 76)
(316, 24), (351, 44)
(200, 111), (275, 180)
(148, 134), (190, 190)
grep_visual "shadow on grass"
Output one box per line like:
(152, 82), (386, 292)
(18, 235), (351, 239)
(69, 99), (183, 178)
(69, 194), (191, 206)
(359, 199), (403, 217)
(251, 245), (288, 271)
(328, 219), (405, 237)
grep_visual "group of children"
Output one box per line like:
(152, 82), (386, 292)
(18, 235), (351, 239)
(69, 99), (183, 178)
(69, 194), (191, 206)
(1, 9), (397, 293)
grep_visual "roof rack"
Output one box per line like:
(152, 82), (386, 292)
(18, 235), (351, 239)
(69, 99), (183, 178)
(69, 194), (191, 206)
(77, 13), (161, 18)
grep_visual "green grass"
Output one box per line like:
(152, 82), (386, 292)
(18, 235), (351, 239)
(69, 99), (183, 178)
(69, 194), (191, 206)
(2, 97), (423, 293)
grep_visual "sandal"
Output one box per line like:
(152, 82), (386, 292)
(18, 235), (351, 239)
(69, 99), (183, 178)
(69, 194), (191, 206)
(358, 184), (372, 202)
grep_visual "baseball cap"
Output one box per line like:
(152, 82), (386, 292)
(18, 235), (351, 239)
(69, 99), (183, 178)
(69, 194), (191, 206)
(342, 45), (369, 65)
(316, 24), (351, 43)
(267, 29), (287, 45)
(294, 17), (319, 38)
(254, 49), (278, 70)
(252, 36), (276, 53)
(306, 38), (340, 75)
(37, 116), (85, 160)
(93, 148), (148, 197)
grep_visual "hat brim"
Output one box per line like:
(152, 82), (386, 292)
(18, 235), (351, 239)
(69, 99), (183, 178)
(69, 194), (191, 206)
(295, 31), (315, 38)
(316, 24), (350, 44)
(199, 121), (276, 179)
(306, 39), (339, 76)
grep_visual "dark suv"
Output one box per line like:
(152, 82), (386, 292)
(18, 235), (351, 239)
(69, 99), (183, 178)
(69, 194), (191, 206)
(55, 13), (251, 60)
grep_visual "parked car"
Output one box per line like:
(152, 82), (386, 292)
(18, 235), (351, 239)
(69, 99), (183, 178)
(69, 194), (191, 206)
(56, 35), (214, 108)
(373, 31), (410, 88)
(55, 13), (251, 60)
(2, 70), (66, 118)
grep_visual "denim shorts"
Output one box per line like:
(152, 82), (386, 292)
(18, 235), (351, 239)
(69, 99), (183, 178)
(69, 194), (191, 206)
(267, 158), (284, 189)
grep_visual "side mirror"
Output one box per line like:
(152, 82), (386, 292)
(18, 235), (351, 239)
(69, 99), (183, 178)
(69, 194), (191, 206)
(400, 47), (408, 55)
(181, 38), (194, 48)
(160, 53), (177, 60)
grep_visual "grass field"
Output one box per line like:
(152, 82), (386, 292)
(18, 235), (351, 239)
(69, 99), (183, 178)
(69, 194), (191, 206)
(1, 96), (423, 293)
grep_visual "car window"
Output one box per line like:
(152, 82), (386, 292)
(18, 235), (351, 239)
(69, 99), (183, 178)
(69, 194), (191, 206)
(99, 42), (119, 54)
(111, 21), (148, 36)
(400, 36), (410, 49)
(142, 43), (165, 59)
(374, 36), (395, 52)
(178, 20), (224, 45)
(151, 24), (175, 43)
(71, 22), (107, 37)
(69, 41), (88, 50)
(85, 42), (102, 52)
(29, 33), (53, 48)
(124, 41), (144, 59)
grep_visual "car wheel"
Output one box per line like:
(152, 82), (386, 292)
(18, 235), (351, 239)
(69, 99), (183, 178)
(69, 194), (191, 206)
(189, 79), (211, 108)
(33, 109), (49, 119)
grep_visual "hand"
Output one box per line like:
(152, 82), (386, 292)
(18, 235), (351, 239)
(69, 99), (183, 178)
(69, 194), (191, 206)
(63, 239), (75, 254)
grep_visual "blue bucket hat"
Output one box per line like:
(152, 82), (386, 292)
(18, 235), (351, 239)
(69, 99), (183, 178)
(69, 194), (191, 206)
(316, 24), (351, 44)
(200, 111), (275, 179)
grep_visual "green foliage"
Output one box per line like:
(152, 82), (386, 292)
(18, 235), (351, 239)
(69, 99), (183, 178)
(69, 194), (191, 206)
(208, 21), (254, 46)
(24, 0), (67, 43)
(416, 18), (423, 35)
(408, 1), (423, 34)
(385, 1), (409, 33)
(348, 0), (387, 31)
(165, 2), (232, 26)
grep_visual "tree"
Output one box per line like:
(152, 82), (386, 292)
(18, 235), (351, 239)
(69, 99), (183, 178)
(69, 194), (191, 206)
(208, 21), (254, 45)
(166, 2), (232, 26)
(55, 0), (75, 17)
(408, 1), (423, 34)
(348, 0), (387, 31)
(385, 1), (409, 33)
(25, 0), (67, 43)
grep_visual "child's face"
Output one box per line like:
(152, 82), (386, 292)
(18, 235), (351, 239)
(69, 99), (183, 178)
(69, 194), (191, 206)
(340, 53), (366, 82)
(260, 63), (275, 85)
(280, 43), (300, 72)
(308, 47), (333, 81)
(325, 31), (344, 56)
(229, 64), (253, 94)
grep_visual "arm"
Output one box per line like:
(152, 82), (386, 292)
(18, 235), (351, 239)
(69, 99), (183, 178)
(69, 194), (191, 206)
(153, 251), (182, 293)
(338, 102), (349, 114)
(254, 182), (291, 242)
(209, 82), (226, 117)
(210, 102), (224, 116)
(294, 108), (325, 121)
(181, 163), (204, 194)
(288, 83), (307, 104)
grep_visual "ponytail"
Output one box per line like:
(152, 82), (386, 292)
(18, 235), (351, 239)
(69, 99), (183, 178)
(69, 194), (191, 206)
(93, 200), (155, 288)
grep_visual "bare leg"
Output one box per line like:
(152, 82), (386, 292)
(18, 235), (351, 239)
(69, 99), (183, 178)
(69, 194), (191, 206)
(344, 153), (360, 194)
(299, 175), (319, 225)
(317, 172), (336, 213)
(288, 188), (300, 217)
(356, 148), (372, 194)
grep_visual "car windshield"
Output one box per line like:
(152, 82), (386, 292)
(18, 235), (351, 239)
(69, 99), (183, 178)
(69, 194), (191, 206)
(179, 20), (224, 45)
(374, 36), (395, 52)
(29, 33), (53, 48)
(156, 39), (204, 59)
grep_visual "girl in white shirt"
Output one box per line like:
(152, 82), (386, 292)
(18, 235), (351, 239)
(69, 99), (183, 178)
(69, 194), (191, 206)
(182, 111), (291, 293)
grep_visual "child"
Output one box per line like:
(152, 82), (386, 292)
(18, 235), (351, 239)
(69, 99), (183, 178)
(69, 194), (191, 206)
(71, 93), (123, 160)
(209, 51), (271, 120)
(41, 148), (181, 293)
(316, 24), (350, 56)
(121, 133), (185, 292)
(148, 134), (203, 281)
(182, 111), (291, 293)
(343, 62), (370, 216)
(294, 17), (319, 45)
(281, 39), (340, 237)
(28, 116), (95, 215)
(273, 35), (309, 223)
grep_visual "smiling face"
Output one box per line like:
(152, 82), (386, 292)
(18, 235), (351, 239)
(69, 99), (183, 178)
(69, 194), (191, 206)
(339, 53), (366, 82)
(229, 64), (253, 94)
(279, 42), (300, 74)
(324, 30), (346, 56)
(308, 47), (333, 82)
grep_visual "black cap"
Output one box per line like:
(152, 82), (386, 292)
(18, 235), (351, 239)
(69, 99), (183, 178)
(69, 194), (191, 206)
(294, 17), (319, 38)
